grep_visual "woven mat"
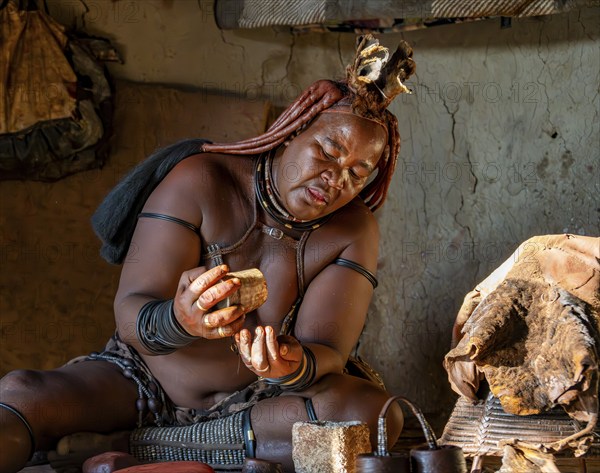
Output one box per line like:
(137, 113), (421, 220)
(215, 0), (597, 28)
(440, 393), (600, 457)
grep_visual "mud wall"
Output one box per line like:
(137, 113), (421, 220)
(2, 2), (598, 426)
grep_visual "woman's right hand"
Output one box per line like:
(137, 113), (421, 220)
(173, 264), (247, 339)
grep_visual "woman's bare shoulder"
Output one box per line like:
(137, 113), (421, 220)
(328, 198), (380, 244)
(305, 198), (380, 276)
(142, 153), (255, 225)
(168, 153), (252, 185)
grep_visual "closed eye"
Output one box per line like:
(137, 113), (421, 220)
(321, 147), (336, 161)
(349, 169), (362, 180)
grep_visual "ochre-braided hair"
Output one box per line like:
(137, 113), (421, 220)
(202, 35), (415, 212)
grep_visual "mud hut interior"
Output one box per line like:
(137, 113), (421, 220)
(1, 1), (598, 472)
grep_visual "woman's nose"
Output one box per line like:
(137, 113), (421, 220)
(322, 168), (346, 189)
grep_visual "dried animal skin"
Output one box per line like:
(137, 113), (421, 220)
(496, 444), (560, 473)
(449, 280), (598, 419)
(444, 234), (599, 452)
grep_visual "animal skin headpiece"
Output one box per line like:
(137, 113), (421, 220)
(330, 35), (415, 124)
(203, 34), (416, 211)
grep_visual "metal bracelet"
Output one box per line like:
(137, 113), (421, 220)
(136, 299), (199, 355)
(263, 346), (317, 392)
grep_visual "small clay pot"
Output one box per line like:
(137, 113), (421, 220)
(82, 451), (139, 473)
(355, 452), (411, 473)
(241, 457), (283, 473)
(410, 445), (467, 473)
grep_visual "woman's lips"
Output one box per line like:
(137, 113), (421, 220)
(306, 187), (328, 206)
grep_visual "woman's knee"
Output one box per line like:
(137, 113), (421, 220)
(310, 374), (404, 447)
(311, 373), (393, 419)
(1, 369), (47, 399)
(0, 370), (47, 445)
(1, 364), (137, 447)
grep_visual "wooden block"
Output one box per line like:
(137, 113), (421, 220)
(292, 421), (371, 473)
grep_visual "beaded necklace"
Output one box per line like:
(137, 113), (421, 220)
(254, 151), (331, 231)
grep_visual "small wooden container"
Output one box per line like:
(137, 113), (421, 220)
(215, 268), (268, 312)
(410, 445), (467, 473)
(355, 452), (410, 472)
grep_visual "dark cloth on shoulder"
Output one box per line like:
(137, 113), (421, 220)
(91, 138), (210, 264)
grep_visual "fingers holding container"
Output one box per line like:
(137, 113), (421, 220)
(174, 266), (268, 339)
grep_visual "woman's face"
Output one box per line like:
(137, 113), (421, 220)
(273, 111), (387, 221)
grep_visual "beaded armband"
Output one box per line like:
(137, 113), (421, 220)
(136, 299), (199, 355)
(263, 346), (316, 392)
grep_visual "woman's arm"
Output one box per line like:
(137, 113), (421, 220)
(294, 208), (380, 378)
(235, 205), (380, 386)
(113, 156), (246, 354)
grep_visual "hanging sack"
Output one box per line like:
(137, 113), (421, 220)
(0, 0), (120, 181)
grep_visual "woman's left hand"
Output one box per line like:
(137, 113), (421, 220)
(234, 326), (303, 378)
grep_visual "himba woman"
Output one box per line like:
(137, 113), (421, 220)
(0, 35), (415, 472)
